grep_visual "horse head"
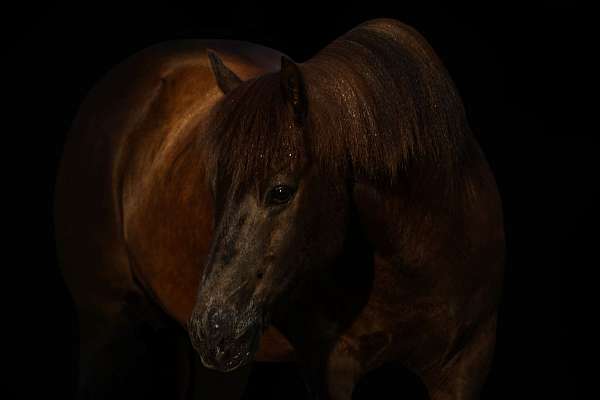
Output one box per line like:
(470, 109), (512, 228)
(188, 51), (351, 372)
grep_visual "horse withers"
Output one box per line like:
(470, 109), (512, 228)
(55, 19), (504, 400)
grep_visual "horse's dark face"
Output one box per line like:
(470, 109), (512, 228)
(188, 52), (349, 372)
(189, 158), (348, 371)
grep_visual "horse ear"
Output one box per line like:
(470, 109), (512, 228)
(207, 49), (242, 94)
(280, 56), (307, 123)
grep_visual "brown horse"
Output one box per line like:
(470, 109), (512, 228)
(55, 18), (504, 400)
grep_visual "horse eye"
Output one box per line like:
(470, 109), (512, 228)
(267, 185), (295, 205)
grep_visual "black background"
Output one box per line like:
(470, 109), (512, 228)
(12, 1), (589, 399)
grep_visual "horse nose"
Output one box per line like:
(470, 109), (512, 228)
(205, 307), (231, 340)
(192, 306), (260, 372)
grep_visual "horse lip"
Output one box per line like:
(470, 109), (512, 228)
(197, 323), (262, 373)
(199, 346), (249, 372)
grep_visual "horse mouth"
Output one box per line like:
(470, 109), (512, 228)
(195, 323), (263, 373)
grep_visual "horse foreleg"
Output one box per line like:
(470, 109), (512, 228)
(326, 351), (363, 400)
(421, 313), (497, 400)
(300, 337), (363, 400)
(75, 291), (187, 400)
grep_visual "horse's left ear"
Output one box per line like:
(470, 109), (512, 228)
(207, 49), (243, 94)
(280, 56), (307, 123)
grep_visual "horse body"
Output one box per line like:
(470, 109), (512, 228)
(55, 39), (293, 398)
(55, 19), (504, 400)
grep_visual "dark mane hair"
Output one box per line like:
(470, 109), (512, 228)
(200, 72), (306, 191)
(200, 19), (473, 193)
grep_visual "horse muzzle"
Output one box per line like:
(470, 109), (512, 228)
(188, 305), (263, 372)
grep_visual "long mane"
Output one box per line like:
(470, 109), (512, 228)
(200, 19), (474, 192)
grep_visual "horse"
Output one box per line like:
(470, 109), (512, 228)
(54, 18), (504, 400)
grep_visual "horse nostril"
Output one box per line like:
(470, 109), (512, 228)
(256, 271), (264, 279)
(206, 307), (227, 333)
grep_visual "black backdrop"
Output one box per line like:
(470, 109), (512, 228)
(12, 1), (588, 399)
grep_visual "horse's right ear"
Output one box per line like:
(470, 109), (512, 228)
(207, 49), (242, 94)
(280, 56), (307, 124)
